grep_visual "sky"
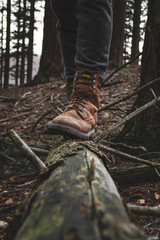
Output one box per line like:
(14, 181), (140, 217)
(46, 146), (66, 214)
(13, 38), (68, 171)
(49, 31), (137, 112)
(34, 1), (45, 56)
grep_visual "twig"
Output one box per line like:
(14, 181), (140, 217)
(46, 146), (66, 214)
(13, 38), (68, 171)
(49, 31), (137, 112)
(8, 129), (48, 172)
(30, 147), (49, 155)
(102, 80), (122, 87)
(56, 99), (66, 109)
(102, 53), (142, 86)
(32, 109), (54, 131)
(99, 77), (160, 112)
(0, 112), (31, 123)
(56, 106), (63, 113)
(97, 96), (160, 142)
(103, 141), (146, 152)
(0, 96), (16, 101)
(98, 144), (160, 168)
(127, 204), (160, 217)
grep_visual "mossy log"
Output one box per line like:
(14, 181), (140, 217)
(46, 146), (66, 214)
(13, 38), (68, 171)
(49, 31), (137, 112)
(11, 141), (146, 240)
(110, 164), (160, 185)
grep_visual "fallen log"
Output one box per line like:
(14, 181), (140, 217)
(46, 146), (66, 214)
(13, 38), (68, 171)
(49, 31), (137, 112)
(110, 165), (160, 185)
(8, 140), (146, 240)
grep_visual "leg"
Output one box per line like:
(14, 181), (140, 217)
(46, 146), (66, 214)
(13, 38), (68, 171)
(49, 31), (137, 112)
(50, 0), (78, 81)
(46, 0), (113, 139)
(76, 0), (112, 76)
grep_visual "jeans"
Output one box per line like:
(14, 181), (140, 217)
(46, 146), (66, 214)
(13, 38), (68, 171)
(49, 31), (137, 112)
(50, 0), (112, 81)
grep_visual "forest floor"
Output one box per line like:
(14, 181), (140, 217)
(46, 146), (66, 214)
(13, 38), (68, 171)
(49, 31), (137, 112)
(0, 65), (160, 239)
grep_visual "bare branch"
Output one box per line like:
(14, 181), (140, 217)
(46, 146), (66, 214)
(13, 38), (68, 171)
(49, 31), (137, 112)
(102, 53), (142, 86)
(97, 96), (160, 142)
(0, 112), (31, 123)
(99, 77), (160, 112)
(8, 129), (48, 172)
(98, 144), (160, 168)
(127, 204), (160, 217)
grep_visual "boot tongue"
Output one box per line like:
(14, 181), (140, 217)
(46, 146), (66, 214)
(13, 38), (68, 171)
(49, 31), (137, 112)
(75, 73), (92, 96)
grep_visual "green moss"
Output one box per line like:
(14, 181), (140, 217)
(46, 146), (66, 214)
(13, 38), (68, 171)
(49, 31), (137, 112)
(45, 140), (83, 167)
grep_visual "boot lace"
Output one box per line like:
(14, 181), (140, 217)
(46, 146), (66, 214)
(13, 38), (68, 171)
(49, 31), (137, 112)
(66, 70), (97, 113)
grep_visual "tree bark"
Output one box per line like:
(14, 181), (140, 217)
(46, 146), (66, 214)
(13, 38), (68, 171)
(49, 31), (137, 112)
(27, 0), (35, 83)
(109, 0), (126, 68)
(8, 141), (146, 240)
(120, 0), (160, 151)
(20, 0), (26, 85)
(131, 0), (142, 59)
(4, 0), (11, 89)
(0, 0), (5, 88)
(110, 165), (160, 185)
(15, 0), (21, 86)
(31, 0), (63, 85)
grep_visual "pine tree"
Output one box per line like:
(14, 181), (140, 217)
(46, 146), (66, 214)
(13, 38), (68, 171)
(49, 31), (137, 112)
(14, 0), (22, 86)
(0, 0), (5, 88)
(27, 0), (35, 83)
(20, 0), (27, 85)
(4, 0), (11, 89)
(109, 0), (127, 68)
(121, 0), (160, 150)
(32, 0), (63, 85)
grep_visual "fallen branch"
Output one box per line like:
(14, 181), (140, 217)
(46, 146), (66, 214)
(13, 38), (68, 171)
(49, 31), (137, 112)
(30, 147), (49, 155)
(0, 96), (16, 102)
(127, 204), (160, 217)
(110, 165), (160, 185)
(97, 96), (160, 142)
(103, 141), (146, 152)
(8, 129), (48, 172)
(32, 109), (54, 131)
(0, 112), (31, 123)
(99, 145), (160, 168)
(99, 77), (160, 112)
(102, 53), (142, 86)
(102, 79), (122, 87)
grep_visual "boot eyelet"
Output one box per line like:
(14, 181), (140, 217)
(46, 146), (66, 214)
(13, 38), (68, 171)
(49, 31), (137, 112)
(93, 80), (96, 83)
(93, 86), (96, 90)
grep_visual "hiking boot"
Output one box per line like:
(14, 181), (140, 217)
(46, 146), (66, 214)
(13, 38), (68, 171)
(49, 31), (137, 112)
(66, 79), (73, 99)
(45, 69), (101, 139)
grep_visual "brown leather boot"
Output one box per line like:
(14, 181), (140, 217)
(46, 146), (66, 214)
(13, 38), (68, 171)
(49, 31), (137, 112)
(45, 69), (101, 139)
(66, 79), (73, 99)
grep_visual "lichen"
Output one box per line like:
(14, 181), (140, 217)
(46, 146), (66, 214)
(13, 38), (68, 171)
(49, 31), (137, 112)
(45, 140), (83, 167)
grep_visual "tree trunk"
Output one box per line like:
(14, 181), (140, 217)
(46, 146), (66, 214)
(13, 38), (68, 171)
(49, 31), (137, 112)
(31, 0), (63, 85)
(4, 0), (11, 89)
(7, 141), (146, 240)
(15, 0), (21, 86)
(120, 0), (160, 151)
(20, 0), (26, 85)
(109, 0), (126, 68)
(131, 0), (142, 59)
(27, 0), (35, 83)
(0, 0), (4, 88)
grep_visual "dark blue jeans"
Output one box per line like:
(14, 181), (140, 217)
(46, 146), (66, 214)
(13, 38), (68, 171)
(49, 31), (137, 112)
(50, 0), (112, 81)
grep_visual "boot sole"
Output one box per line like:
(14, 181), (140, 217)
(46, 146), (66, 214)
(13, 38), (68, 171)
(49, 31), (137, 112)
(44, 123), (97, 140)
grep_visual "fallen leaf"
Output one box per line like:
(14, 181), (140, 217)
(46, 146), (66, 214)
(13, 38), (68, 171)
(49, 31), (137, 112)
(0, 221), (8, 228)
(154, 192), (160, 200)
(136, 199), (145, 205)
(5, 198), (14, 204)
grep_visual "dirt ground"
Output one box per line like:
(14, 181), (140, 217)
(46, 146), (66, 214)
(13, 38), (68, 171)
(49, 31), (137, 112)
(0, 66), (160, 239)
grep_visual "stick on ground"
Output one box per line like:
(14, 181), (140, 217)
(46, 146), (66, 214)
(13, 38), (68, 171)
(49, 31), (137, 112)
(99, 77), (160, 112)
(127, 204), (160, 217)
(97, 96), (160, 142)
(8, 129), (48, 172)
(99, 144), (160, 168)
